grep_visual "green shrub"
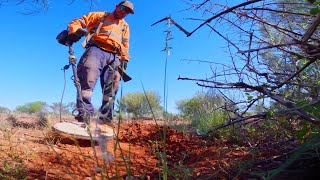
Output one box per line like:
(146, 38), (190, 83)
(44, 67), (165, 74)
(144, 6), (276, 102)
(119, 91), (162, 119)
(197, 110), (228, 134)
(176, 91), (234, 134)
(15, 101), (47, 114)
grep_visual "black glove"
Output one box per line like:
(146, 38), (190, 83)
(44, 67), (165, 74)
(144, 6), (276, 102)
(120, 60), (128, 70)
(74, 28), (88, 37)
(68, 33), (81, 44)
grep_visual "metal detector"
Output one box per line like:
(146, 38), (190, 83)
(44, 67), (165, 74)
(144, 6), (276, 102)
(53, 29), (99, 141)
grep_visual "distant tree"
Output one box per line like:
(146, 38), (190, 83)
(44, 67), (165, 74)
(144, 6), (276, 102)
(15, 101), (47, 114)
(67, 102), (76, 113)
(119, 91), (162, 119)
(0, 106), (11, 113)
(49, 102), (70, 115)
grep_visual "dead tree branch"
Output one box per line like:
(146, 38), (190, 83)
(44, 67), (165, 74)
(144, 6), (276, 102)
(302, 12), (320, 43)
(156, 0), (320, 129)
(189, 0), (263, 36)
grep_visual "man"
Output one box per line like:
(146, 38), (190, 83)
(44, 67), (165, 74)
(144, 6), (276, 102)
(67, 1), (134, 132)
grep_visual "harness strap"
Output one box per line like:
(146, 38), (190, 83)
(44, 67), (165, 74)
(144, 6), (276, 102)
(81, 12), (109, 48)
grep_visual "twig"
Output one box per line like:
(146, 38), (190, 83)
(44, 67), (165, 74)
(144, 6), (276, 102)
(242, 7), (312, 16)
(189, 0), (263, 36)
(239, 42), (300, 54)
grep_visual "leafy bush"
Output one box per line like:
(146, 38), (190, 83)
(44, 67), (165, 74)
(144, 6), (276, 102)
(119, 91), (162, 119)
(197, 110), (228, 134)
(0, 106), (11, 114)
(15, 101), (47, 114)
(176, 91), (234, 134)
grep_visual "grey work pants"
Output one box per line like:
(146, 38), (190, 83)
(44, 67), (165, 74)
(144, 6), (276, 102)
(76, 46), (121, 117)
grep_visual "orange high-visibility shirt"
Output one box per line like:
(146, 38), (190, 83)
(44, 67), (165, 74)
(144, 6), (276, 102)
(68, 11), (130, 61)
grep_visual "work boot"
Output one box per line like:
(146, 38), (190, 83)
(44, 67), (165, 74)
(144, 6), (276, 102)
(98, 104), (113, 123)
(98, 111), (113, 123)
(74, 115), (84, 122)
(74, 112), (91, 125)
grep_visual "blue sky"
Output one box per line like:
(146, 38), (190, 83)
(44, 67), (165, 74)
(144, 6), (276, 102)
(0, 0), (230, 113)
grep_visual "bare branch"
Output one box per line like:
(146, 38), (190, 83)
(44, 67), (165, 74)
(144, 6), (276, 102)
(273, 57), (318, 90)
(151, 16), (191, 36)
(189, 0), (263, 36)
(207, 24), (242, 53)
(242, 7), (312, 16)
(302, 12), (320, 43)
(239, 42), (300, 54)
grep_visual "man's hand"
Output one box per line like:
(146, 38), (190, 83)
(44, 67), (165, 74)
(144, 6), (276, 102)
(120, 60), (128, 70)
(74, 28), (88, 37)
(68, 33), (81, 44)
(68, 28), (88, 44)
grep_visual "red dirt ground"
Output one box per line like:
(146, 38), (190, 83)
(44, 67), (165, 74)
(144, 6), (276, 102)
(1, 114), (317, 179)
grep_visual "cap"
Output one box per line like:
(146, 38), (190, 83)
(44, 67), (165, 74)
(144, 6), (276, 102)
(119, 1), (134, 14)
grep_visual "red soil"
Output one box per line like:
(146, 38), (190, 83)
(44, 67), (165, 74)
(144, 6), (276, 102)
(1, 115), (311, 179)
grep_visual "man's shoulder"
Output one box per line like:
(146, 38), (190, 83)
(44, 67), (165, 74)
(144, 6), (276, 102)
(121, 19), (129, 27)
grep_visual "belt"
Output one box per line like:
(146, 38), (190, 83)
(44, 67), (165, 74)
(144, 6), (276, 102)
(88, 41), (120, 54)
